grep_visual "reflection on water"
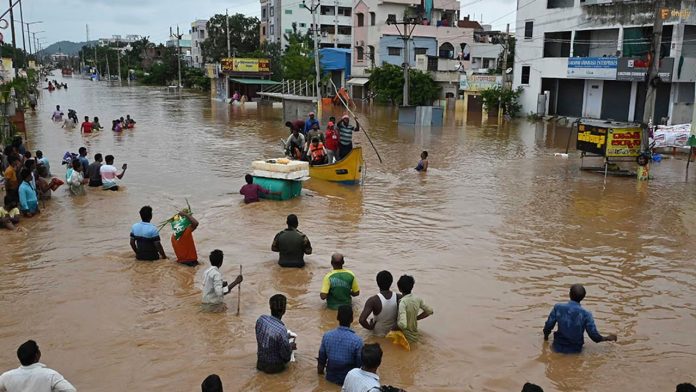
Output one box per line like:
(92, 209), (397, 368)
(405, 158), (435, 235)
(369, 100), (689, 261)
(0, 76), (694, 391)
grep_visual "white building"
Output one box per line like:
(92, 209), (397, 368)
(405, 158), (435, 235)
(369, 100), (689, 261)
(191, 20), (208, 68)
(514, 0), (696, 124)
(260, 0), (353, 49)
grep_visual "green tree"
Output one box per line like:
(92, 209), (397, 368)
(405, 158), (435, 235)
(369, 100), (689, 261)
(246, 41), (283, 81)
(201, 13), (260, 63)
(368, 63), (440, 105)
(281, 23), (314, 81)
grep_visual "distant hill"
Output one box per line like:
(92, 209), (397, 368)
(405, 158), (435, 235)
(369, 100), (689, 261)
(43, 41), (97, 56)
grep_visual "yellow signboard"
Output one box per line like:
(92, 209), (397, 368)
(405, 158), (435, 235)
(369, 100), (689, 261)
(605, 127), (642, 157)
(205, 64), (217, 78)
(221, 58), (270, 73)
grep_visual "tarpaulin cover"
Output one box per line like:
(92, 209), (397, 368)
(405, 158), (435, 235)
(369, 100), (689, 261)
(319, 48), (351, 78)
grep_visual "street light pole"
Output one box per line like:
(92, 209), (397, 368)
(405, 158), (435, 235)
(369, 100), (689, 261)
(17, 0), (25, 68)
(387, 15), (418, 106)
(302, 0), (322, 117)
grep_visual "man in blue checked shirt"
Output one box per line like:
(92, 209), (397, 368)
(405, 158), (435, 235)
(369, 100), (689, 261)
(318, 305), (363, 385)
(256, 294), (296, 374)
(543, 284), (617, 353)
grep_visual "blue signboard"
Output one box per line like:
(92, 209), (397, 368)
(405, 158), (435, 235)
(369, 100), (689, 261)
(567, 57), (618, 79)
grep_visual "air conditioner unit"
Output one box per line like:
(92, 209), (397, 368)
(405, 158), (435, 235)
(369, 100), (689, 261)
(355, 40), (364, 47)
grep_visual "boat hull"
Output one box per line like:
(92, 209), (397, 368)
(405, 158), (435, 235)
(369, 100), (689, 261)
(309, 146), (363, 184)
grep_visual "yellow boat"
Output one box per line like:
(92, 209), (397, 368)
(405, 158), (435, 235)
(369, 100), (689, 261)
(309, 146), (364, 184)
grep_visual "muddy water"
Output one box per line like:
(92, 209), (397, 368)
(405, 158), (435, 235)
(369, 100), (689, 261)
(0, 76), (694, 392)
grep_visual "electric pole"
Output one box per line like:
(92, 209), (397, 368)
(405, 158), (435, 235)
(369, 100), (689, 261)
(499, 23), (510, 120)
(170, 26), (183, 88)
(8, 0), (17, 76)
(302, 0), (322, 117)
(387, 15), (418, 106)
(226, 9), (231, 58)
(642, 0), (666, 127)
(18, 0), (25, 68)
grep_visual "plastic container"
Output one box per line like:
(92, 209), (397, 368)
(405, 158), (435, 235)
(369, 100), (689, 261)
(252, 176), (303, 201)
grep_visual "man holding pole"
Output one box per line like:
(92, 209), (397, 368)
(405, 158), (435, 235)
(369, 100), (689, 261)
(337, 115), (359, 160)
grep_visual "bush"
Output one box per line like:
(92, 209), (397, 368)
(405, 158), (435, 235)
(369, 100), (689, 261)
(480, 85), (523, 117)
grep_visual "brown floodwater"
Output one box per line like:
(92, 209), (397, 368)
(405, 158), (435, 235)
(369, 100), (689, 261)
(1, 75), (695, 392)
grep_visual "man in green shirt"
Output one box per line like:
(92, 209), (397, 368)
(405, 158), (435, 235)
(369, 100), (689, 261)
(320, 253), (360, 310)
(397, 275), (433, 343)
(272, 214), (312, 268)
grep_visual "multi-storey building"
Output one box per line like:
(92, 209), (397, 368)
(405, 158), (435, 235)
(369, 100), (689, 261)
(166, 34), (193, 67)
(349, 0), (502, 99)
(260, 0), (353, 49)
(191, 20), (208, 69)
(514, 0), (696, 124)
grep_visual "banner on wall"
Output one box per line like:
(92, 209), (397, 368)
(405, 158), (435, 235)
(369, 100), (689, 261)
(220, 58), (271, 73)
(567, 57), (617, 79)
(653, 123), (691, 148)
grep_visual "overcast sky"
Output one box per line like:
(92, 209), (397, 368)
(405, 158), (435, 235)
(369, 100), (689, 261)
(21, 0), (517, 46)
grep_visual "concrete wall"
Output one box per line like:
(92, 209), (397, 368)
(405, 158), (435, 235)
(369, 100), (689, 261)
(283, 99), (317, 122)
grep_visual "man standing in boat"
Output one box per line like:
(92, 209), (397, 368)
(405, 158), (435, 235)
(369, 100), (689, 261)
(337, 115), (359, 160)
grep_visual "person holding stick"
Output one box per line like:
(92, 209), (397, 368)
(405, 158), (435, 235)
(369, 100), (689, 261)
(201, 249), (243, 307)
(337, 115), (360, 161)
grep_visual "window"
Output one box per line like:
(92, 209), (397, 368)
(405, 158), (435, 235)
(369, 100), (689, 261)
(321, 25), (335, 34)
(415, 47), (427, 55)
(388, 47), (401, 56)
(285, 9), (292, 14)
(199, 30), (205, 39)
(521, 66), (530, 84)
(337, 25), (351, 35)
(543, 31), (571, 57)
(547, 0), (573, 8)
(299, 23), (307, 28)
(338, 7), (351, 16)
(357, 13), (364, 27)
(368, 45), (375, 61)
(285, 28), (292, 34)
(262, 8), (267, 18)
(270, 6), (274, 16)
(321, 5), (335, 15)
(270, 25), (274, 35)
(262, 26), (266, 35)
(299, 3), (303, 8)
(370, 12), (376, 25)
(357, 46), (364, 61)
(483, 58), (490, 68)
(524, 21), (533, 39)
(387, 14), (396, 23)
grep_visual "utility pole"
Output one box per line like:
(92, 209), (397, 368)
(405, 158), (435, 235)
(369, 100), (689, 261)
(302, 0), (322, 117)
(498, 23), (510, 120)
(170, 26), (183, 88)
(8, 0), (17, 76)
(226, 8), (231, 58)
(17, 0), (25, 68)
(386, 15), (418, 106)
(642, 0), (666, 127)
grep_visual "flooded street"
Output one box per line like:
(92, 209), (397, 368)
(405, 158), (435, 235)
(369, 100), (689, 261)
(1, 75), (695, 391)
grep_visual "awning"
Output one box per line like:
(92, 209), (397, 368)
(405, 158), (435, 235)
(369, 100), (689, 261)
(228, 78), (281, 85)
(347, 77), (369, 86)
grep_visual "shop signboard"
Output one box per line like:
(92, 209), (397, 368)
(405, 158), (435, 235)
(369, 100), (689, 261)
(220, 58), (271, 73)
(567, 57), (617, 79)
(576, 122), (607, 156)
(605, 127), (642, 157)
(616, 57), (674, 81)
(464, 74), (502, 91)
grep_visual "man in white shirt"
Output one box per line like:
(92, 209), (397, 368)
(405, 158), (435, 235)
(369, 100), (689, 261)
(202, 249), (243, 306)
(0, 340), (76, 392)
(99, 155), (127, 191)
(342, 343), (382, 392)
